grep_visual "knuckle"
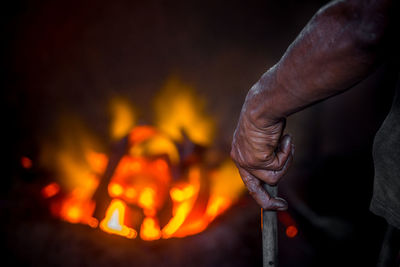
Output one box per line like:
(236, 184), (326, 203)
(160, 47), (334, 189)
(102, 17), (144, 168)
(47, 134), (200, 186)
(261, 153), (275, 167)
(248, 152), (268, 168)
(236, 154), (256, 170)
(271, 160), (284, 171)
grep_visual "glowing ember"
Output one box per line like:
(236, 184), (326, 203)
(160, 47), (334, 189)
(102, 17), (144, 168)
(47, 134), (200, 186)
(124, 187), (137, 200)
(41, 182), (60, 198)
(58, 191), (97, 225)
(138, 188), (156, 210)
(278, 211), (299, 238)
(286, 225), (298, 238)
(140, 217), (161, 241)
(170, 185), (195, 202)
(100, 199), (137, 239)
(21, 156), (32, 169)
(40, 77), (246, 240)
(109, 183), (124, 197)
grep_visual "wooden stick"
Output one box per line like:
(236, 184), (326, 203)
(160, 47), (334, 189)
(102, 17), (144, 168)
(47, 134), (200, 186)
(262, 184), (278, 267)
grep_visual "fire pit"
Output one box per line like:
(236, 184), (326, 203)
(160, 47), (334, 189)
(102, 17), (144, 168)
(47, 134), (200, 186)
(38, 77), (245, 242)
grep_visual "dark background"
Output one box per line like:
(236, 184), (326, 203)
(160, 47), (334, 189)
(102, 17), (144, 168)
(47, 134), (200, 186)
(2, 0), (399, 266)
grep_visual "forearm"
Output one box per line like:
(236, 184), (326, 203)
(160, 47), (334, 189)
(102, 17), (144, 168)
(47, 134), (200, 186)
(246, 0), (394, 126)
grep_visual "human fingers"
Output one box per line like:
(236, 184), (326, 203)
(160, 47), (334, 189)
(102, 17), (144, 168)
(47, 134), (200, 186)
(250, 144), (294, 185)
(238, 167), (288, 210)
(265, 134), (293, 170)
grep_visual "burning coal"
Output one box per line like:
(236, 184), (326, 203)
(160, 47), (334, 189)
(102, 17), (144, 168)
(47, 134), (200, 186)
(39, 77), (245, 240)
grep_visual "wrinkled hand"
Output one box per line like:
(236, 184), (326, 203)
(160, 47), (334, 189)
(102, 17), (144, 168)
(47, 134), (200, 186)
(231, 110), (294, 211)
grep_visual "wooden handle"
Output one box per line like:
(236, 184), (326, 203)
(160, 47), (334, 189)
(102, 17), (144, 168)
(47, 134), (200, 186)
(262, 184), (278, 267)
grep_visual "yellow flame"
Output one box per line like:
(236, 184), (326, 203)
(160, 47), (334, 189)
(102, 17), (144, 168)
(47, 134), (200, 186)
(170, 185), (195, 202)
(138, 187), (156, 216)
(161, 166), (201, 238)
(209, 159), (245, 201)
(130, 135), (179, 164)
(153, 76), (215, 146)
(140, 217), (161, 241)
(100, 199), (137, 239)
(39, 115), (104, 198)
(109, 97), (136, 140)
(205, 196), (231, 219)
(162, 202), (192, 238)
(167, 161), (244, 238)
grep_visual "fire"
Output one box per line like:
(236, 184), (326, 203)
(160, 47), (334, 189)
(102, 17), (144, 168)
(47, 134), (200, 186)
(41, 182), (60, 198)
(57, 188), (98, 226)
(100, 199), (137, 239)
(162, 202), (193, 238)
(86, 151), (108, 174)
(153, 77), (215, 146)
(205, 196), (231, 219)
(109, 183), (124, 197)
(109, 97), (136, 140)
(140, 217), (161, 241)
(124, 187), (137, 199)
(138, 187), (156, 210)
(40, 76), (245, 240)
(170, 185), (195, 202)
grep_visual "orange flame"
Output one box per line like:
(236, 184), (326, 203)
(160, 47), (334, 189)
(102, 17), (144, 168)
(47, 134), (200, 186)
(55, 187), (98, 227)
(86, 151), (108, 174)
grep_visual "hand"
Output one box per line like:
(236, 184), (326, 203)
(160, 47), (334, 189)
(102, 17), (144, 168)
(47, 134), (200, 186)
(231, 108), (294, 210)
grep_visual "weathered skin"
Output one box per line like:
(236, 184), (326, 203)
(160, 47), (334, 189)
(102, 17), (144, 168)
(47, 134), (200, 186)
(231, 0), (395, 210)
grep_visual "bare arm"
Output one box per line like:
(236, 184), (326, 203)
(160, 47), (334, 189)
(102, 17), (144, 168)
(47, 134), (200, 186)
(231, 0), (395, 210)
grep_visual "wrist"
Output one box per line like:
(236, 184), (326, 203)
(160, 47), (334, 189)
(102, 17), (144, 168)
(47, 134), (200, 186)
(244, 66), (286, 128)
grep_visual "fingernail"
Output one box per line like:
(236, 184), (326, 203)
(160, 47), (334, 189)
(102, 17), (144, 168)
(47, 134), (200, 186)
(275, 197), (288, 209)
(283, 135), (291, 149)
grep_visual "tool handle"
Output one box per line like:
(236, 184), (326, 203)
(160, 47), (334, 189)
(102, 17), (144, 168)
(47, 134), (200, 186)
(262, 184), (278, 267)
